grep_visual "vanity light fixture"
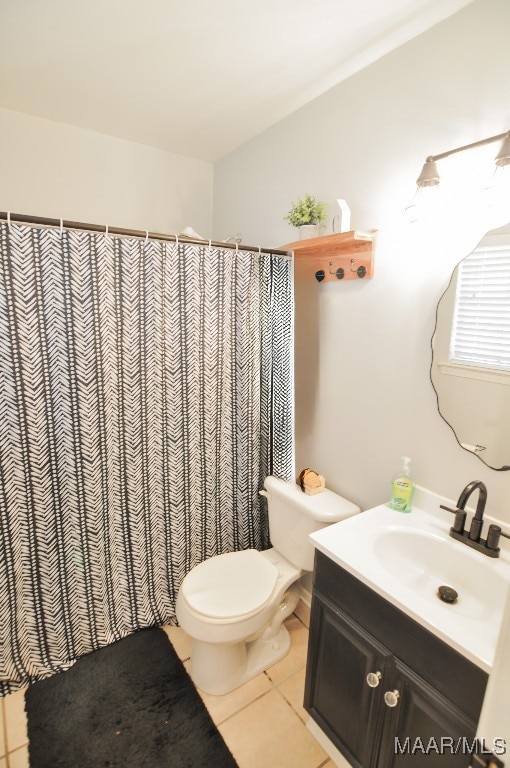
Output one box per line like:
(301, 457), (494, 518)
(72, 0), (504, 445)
(416, 129), (510, 188)
(406, 129), (510, 223)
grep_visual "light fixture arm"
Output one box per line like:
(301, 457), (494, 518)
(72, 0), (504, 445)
(416, 129), (510, 188)
(429, 130), (510, 163)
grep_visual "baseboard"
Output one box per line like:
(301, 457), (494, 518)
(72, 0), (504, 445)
(294, 585), (311, 628)
(306, 718), (351, 768)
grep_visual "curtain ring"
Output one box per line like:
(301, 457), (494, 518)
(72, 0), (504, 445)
(60, 219), (64, 238)
(208, 238), (212, 255)
(258, 245), (262, 256)
(104, 224), (109, 241)
(235, 241), (239, 253)
(7, 211), (11, 229)
(144, 230), (149, 246)
(175, 234), (179, 248)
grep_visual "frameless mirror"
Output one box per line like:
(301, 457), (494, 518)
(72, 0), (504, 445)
(431, 223), (510, 470)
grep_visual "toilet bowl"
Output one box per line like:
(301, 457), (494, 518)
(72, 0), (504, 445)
(176, 476), (360, 695)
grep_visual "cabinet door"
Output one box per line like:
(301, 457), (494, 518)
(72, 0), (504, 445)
(305, 594), (390, 768)
(377, 659), (477, 768)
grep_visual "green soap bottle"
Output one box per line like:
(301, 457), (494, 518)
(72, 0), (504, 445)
(390, 456), (415, 512)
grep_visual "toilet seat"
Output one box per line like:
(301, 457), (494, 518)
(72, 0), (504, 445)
(181, 549), (279, 620)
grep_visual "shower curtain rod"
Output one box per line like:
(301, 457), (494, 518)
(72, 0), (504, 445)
(0, 211), (291, 257)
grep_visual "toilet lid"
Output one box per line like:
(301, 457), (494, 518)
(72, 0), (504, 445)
(181, 549), (279, 620)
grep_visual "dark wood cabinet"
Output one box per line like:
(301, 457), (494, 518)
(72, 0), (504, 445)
(309, 596), (389, 767)
(304, 551), (488, 768)
(377, 659), (477, 768)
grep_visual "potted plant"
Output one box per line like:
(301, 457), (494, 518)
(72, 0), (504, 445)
(284, 194), (327, 239)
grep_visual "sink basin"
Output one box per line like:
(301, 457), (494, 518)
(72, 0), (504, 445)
(375, 528), (508, 622)
(310, 487), (510, 672)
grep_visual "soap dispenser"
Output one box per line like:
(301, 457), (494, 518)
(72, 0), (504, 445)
(390, 456), (415, 512)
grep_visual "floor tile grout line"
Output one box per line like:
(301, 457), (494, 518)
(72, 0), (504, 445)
(186, 618), (310, 729)
(215, 682), (329, 767)
(276, 688), (308, 725)
(205, 667), (308, 729)
(182, 657), (305, 728)
(265, 662), (307, 689)
(278, 687), (310, 725)
(7, 744), (28, 757)
(206, 684), (275, 727)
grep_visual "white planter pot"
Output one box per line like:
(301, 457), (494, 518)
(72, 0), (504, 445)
(298, 225), (319, 240)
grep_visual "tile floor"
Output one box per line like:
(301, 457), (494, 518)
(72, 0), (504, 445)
(0, 601), (331, 768)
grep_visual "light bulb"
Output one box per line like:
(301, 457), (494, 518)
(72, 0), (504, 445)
(482, 165), (510, 220)
(404, 185), (439, 224)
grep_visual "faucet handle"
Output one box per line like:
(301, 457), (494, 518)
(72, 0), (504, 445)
(440, 504), (466, 534)
(486, 524), (510, 551)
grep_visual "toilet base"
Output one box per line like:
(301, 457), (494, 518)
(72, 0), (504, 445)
(189, 624), (291, 696)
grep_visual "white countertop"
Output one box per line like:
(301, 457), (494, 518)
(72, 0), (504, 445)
(310, 486), (510, 673)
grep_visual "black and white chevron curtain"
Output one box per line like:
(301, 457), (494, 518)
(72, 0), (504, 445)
(0, 221), (293, 695)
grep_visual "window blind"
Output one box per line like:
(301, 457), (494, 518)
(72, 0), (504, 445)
(450, 245), (510, 371)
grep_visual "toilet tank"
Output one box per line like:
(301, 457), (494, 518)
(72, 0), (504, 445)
(262, 476), (360, 571)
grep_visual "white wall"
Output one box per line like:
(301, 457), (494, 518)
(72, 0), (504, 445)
(214, 0), (510, 523)
(0, 107), (213, 235)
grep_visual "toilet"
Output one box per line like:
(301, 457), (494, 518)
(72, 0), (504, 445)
(175, 475), (360, 695)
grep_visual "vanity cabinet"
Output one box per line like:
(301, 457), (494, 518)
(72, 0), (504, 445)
(304, 551), (488, 768)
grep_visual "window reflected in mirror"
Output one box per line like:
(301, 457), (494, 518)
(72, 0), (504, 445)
(431, 223), (510, 470)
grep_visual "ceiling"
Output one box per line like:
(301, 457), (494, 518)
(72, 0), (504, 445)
(0, 0), (473, 162)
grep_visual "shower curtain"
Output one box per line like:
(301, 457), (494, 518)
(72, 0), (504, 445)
(0, 221), (293, 695)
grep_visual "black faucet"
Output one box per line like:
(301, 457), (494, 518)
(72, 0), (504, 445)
(457, 480), (487, 541)
(439, 481), (509, 558)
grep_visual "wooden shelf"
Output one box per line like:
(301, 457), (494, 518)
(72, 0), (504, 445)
(282, 230), (375, 283)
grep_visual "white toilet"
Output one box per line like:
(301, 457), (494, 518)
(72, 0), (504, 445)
(175, 475), (360, 695)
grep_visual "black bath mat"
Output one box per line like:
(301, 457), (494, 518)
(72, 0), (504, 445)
(25, 627), (238, 768)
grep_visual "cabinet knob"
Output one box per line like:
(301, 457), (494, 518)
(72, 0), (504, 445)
(384, 689), (400, 708)
(366, 671), (382, 688)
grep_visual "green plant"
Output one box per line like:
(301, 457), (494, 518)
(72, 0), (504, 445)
(284, 194), (327, 227)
